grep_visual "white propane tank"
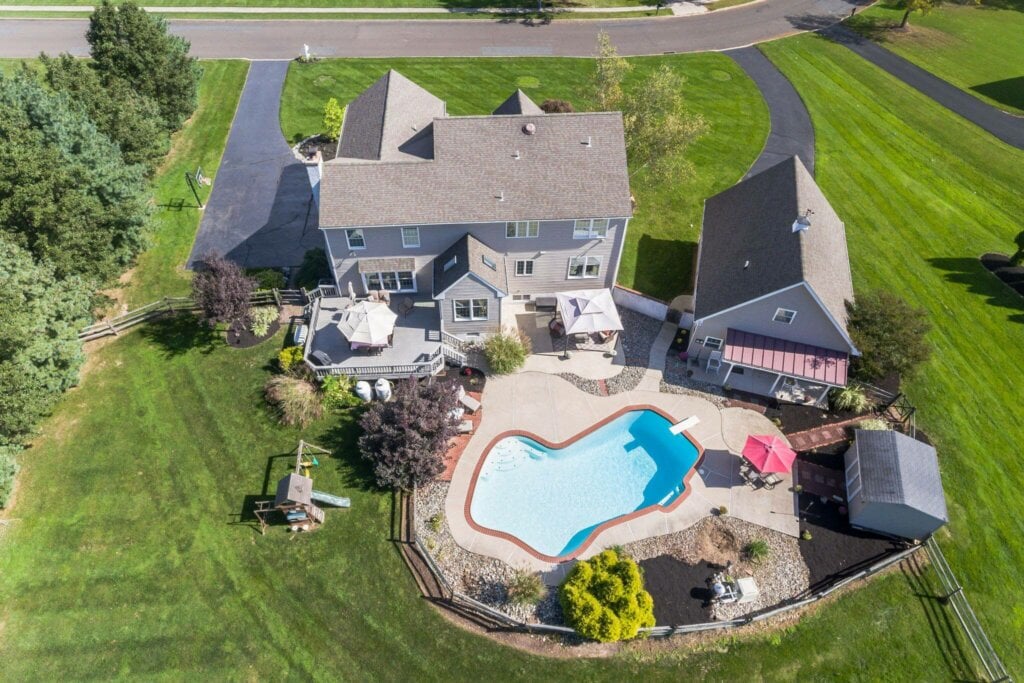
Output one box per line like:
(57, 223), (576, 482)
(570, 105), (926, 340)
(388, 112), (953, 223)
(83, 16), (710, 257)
(354, 380), (373, 403)
(374, 378), (393, 401)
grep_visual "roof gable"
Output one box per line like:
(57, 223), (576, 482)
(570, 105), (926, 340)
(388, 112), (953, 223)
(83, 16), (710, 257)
(432, 233), (507, 298)
(694, 157), (854, 331)
(492, 89), (544, 116)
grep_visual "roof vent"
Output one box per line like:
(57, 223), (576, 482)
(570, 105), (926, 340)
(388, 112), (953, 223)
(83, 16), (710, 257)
(583, 136), (592, 148)
(522, 123), (536, 135)
(513, 149), (521, 160)
(743, 260), (750, 270)
(792, 209), (814, 233)
(497, 190), (505, 202)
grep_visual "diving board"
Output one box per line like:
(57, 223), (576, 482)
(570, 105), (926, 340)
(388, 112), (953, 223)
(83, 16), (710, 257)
(669, 416), (700, 435)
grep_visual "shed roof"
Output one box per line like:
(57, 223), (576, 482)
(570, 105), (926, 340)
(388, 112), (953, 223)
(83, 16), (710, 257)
(725, 328), (848, 385)
(274, 473), (313, 507)
(846, 430), (948, 523)
(694, 156), (854, 333)
(433, 233), (507, 298)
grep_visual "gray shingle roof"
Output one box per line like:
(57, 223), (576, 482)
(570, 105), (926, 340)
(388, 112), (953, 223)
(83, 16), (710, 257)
(492, 89), (544, 116)
(693, 156), (854, 332)
(846, 429), (948, 523)
(274, 473), (313, 507)
(432, 233), (508, 298)
(337, 69), (445, 163)
(321, 71), (632, 228)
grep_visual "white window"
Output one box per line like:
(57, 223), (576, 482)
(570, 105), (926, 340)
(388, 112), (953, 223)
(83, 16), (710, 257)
(453, 298), (488, 321)
(346, 229), (366, 250)
(401, 227), (420, 248)
(506, 221), (539, 238)
(512, 294), (531, 302)
(481, 255), (497, 271)
(773, 308), (797, 324)
(567, 256), (601, 279)
(573, 218), (610, 239)
(515, 260), (534, 276)
(702, 336), (724, 351)
(363, 270), (415, 293)
(443, 256), (457, 272)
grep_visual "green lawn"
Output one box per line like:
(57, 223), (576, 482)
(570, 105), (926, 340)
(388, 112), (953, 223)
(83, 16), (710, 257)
(281, 56), (768, 301)
(0, 9), (666, 18)
(4, 0), (654, 8)
(123, 60), (248, 307)
(761, 33), (1024, 672)
(848, 0), (1024, 114)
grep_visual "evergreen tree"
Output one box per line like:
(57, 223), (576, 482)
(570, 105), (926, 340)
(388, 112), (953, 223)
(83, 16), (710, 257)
(86, 1), (202, 131)
(0, 237), (92, 445)
(0, 71), (150, 283)
(39, 53), (170, 174)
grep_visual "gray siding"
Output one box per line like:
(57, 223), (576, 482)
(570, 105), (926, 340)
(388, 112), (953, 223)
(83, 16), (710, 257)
(688, 284), (853, 357)
(849, 500), (945, 540)
(323, 217), (627, 297)
(439, 275), (501, 337)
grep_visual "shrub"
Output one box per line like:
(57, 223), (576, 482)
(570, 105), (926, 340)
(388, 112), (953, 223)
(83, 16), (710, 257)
(247, 306), (278, 337)
(559, 549), (655, 642)
(323, 98), (344, 141)
(192, 253), (255, 326)
(359, 378), (460, 490)
(540, 98), (574, 113)
(264, 375), (324, 427)
(279, 346), (305, 373)
(744, 539), (770, 564)
(829, 385), (873, 414)
(246, 267), (287, 290)
(320, 374), (361, 410)
(847, 290), (932, 381)
(801, 530), (813, 541)
(295, 248), (332, 290)
(507, 572), (546, 606)
(717, 505), (728, 516)
(0, 444), (21, 509)
(428, 512), (444, 533)
(483, 329), (531, 375)
(857, 418), (892, 431)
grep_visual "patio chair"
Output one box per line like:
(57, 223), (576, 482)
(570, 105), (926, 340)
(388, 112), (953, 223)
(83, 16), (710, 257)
(763, 472), (783, 489)
(741, 468), (760, 488)
(706, 350), (723, 374)
(457, 420), (474, 435)
(311, 350), (333, 366)
(459, 392), (481, 414)
(399, 297), (415, 317)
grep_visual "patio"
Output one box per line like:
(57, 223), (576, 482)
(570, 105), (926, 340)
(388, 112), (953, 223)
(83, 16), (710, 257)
(682, 346), (832, 406)
(304, 294), (445, 379)
(444, 372), (799, 572)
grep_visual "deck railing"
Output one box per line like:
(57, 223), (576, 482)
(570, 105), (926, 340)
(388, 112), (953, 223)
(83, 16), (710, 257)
(308, 347), (446, 380)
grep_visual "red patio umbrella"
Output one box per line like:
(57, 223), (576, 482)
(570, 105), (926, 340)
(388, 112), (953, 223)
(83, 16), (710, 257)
(741, 434), (797, 474)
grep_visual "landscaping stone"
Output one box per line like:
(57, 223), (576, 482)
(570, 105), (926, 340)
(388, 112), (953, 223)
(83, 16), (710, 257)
(660, 351), (727, 406)
(557, 308), (662, 396)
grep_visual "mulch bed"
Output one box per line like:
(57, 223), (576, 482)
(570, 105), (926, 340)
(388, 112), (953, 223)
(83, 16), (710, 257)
(639, 555), (714, 626)
(225, 319), (281, 349)
(797, 491), (906, 590)
(299, 134), (338, 161)
(435, 366), (487, 395)
(769, 401), (863, 435)
(669, 326), (691, 353)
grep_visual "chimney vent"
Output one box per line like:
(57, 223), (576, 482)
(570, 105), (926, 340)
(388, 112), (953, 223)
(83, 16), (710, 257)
(584, 136), (592, 148)
(522, 123), (536, 135)
(792, 209), (814, 233)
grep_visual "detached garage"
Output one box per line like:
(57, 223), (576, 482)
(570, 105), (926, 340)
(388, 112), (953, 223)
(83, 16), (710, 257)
(843, 429), (948, 540)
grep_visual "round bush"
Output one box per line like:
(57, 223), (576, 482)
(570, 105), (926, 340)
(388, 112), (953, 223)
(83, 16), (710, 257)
(483, 330), (530, 375)
(278, 346), (305, 373)
(857, 418), (891, 431)
(559, 549), (655, 642)
(248, 306), (278, 337)
(246, 267), (287, 290)
(829, 385), (873, 413)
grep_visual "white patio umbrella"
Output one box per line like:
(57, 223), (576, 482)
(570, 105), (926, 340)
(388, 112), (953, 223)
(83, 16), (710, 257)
(555, 289), (624, 335)
(337, 301), (397, 346)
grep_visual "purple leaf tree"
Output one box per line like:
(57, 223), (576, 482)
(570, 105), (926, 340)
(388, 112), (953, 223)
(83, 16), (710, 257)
(191, 252), (254, 326)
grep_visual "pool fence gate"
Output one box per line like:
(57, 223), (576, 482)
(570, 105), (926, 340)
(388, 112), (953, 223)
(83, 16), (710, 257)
(403, 489), (1011, 681)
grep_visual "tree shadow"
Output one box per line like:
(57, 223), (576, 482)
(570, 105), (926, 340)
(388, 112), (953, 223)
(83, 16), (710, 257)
(632, 234), (697, 302)
(927, 256), (1024, 324)
(318, 411), (381, 493)
(971, 77), (1024, 113)
(138, 313), (221, 357)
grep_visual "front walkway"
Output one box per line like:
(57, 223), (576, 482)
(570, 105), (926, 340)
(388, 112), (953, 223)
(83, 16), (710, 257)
(444, 372), (799, 572)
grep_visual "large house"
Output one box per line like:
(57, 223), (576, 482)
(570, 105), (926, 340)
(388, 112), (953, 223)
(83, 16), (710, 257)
(317, 70), (633, 340)
(686, 156), (859, 406)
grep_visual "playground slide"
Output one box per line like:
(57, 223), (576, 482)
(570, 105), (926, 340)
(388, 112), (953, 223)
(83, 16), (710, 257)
(311, 490), (351, 508)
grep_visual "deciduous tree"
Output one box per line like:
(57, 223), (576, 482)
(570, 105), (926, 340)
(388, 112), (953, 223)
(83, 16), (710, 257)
(593, 31), (631, 111)
(358, 378), (459, 490)
(323, 98), (344, 142)
(847, 291), (932, 381)
(191, 253), (255, 326)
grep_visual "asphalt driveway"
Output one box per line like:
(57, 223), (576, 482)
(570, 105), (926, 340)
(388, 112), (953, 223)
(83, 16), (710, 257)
(188, 60), (322, 270)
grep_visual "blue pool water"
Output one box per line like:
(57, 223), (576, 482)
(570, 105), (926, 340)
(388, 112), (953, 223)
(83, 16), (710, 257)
(468, 409), (701, 558)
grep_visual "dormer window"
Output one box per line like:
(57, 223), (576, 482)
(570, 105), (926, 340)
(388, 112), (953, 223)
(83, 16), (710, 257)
(773, 308), (797, 324)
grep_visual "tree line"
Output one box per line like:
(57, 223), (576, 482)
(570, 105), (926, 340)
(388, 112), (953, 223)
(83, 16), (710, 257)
(0, 1), (201, 507)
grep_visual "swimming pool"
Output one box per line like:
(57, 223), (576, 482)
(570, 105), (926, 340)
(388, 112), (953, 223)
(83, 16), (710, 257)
(466, 408), (702, 561)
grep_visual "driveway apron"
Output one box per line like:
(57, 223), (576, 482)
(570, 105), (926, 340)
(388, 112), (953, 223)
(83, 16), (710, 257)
(188, 60), (322, 270)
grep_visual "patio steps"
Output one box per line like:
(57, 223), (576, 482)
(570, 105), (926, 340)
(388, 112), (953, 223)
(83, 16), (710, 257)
(786, 416), (864, 451)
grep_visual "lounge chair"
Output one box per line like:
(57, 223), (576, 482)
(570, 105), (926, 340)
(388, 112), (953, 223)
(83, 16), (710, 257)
(763, 472), (783, 489)
(311, 350), (333, 366)
(459, 392), (481, 414)
(457, 420), (474, 435)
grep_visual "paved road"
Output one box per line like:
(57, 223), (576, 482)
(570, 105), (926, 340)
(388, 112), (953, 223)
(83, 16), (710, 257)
(0, 0), (862, 58)
(188, 61), (322, 269)
(726, 46), (814, 177)
(826, 27), (1024, 150)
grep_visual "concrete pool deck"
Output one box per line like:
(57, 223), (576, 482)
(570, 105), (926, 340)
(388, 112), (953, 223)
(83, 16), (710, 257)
(443, 371), (800, 573)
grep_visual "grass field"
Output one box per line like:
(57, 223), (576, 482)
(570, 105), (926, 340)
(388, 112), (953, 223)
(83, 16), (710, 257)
(123, 61), (248, 307)
(0, 9), (666, 18)
(761, 33), (1024, 672)
(3, 0), (654, 8)
(281, 56), (768, 300)
(848, 0), (1024, 114)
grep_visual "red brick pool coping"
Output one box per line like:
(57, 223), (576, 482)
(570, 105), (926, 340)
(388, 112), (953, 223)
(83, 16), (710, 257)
(463, 404), (705, 564)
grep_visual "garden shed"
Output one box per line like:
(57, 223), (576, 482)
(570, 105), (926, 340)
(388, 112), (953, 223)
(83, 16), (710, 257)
(843, 429), (948, 540)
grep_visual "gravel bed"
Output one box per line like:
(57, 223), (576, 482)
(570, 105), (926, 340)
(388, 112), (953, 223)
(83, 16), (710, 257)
(413, 481), (561, 624)
(660, 350), (727, 406)
(624, 516), (809, 620)
(558, 308), (662, 396)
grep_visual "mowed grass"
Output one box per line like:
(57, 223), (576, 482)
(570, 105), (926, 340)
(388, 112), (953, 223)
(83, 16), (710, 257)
(0, 320), (972, 680)
(125, 60), (248, 307)
(848, 0), (1024, 114)
(761, 33), (1024, 671)
(4, 0), (653, 8)
(281, 56), (768, 300)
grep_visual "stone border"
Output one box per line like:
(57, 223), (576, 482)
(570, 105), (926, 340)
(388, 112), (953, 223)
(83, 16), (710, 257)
(462, 404), (705, 563)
